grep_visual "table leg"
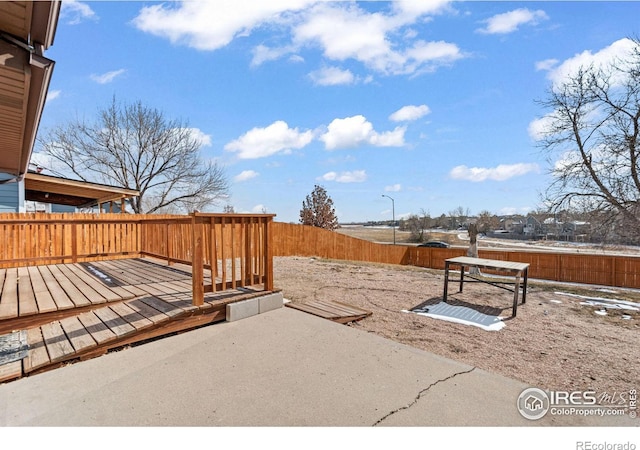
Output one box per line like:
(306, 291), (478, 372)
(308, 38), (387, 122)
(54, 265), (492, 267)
(443, 262), (450, 302)
(522, 268), (528, 304)
(512, 272), (521, 317)
(459, 265), (464, 292)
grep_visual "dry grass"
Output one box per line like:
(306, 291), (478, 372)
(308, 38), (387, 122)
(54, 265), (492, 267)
(337, 226), (466, 246)
(274, 256), (640, 401)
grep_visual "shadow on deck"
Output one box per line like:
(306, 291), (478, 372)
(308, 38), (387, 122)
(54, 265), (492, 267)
(0, 258), (280, 383)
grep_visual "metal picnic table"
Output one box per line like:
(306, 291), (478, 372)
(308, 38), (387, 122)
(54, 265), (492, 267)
(443, 256), (530, 317)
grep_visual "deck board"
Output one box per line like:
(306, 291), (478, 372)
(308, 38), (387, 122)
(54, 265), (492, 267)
(92, 307), (136, 338)
(56, 264), (110, 305)
(65, 264), (127, 302)
(59, 316), (98, 353)
(27, 266), (58, 314)
(17, 267), (39, 316)
(41, 321), (75, 363)
(109, 303), (154, 331)
(0, 360), (22, 383)
(37, 265), (76, 310)
(76, 311), (118, 345)
(47, 265), (92, 307)
(0, 268), (18, 320)
(23, 327), (50, 372)
(125, 297), (171, 324)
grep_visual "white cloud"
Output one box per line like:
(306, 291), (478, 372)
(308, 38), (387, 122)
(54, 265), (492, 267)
(133, 1), (464, 77)
(527, 115), (554, 141)
(389, 104), (431, 122)
(187, 128), (212, 147)
(477, 8), (548, 35)
(252, 204), (267, 213)
(60, 0), (97, 25)
(234, 170), (259, 182)
(133, 0), (316, 51)
(225, 120), (314, 159)
(251, 44), (296, 67)
(90, 69), (126, 84)
(294, 4), (464, 75)
(320, 115), (405, 150)
(46, 90), (61, 103)
(449, 163), (540, 182)
(308, 66), (355, 86)
(385, 184), (402, 192)
(319, 170), (367, 183)
(535, 58), (558, 72)
(543, 38), (636, 89)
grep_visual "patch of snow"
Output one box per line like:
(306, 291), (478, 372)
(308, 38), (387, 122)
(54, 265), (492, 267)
(555, 292), (640, 311)
(86, 265), (113, 283)
(549, 300), (562, 304)
(594, 310), (608, 316)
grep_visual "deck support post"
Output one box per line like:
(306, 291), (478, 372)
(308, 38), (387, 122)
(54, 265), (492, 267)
(192, 213), (204, 306)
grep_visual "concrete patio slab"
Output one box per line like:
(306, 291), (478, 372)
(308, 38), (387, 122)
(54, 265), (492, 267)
(0, 307), (636, 427)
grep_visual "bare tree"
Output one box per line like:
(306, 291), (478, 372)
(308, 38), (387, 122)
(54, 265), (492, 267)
(299, 185), (339, 230)
(536, 37), (640, 243)
(400, 209), (431, 242)
(476, 210), (500, 233)
(37, 98), (228, 214)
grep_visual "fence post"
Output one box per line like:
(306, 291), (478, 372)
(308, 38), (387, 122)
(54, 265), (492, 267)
(71, 222), (78, 263)
(191, 213), (204, 306)
(264, 216), (274, 291)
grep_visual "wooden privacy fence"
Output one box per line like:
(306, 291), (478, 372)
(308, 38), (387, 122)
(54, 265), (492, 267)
(0, 213), (276, 305)
(272, 222), (640, 289)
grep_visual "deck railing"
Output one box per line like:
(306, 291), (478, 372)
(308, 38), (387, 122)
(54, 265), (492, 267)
(0, 213), (275, 305)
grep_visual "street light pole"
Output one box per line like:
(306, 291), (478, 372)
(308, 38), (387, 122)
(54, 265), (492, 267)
(381, 194), (396, 245)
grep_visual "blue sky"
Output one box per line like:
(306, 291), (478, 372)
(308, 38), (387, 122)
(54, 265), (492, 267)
(33, 1), (640, 223)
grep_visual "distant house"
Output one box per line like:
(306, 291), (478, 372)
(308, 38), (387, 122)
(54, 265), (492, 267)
(561, 221), (590, 242)
(524, 215), (544, 238)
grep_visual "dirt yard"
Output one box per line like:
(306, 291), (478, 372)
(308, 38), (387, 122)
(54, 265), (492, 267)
(273, 256), (639, 399)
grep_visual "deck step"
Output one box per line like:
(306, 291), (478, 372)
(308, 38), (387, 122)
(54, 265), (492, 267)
(285, 300), (372, 324)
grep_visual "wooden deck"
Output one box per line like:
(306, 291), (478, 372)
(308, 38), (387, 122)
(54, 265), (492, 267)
(0, 258), (273, 383)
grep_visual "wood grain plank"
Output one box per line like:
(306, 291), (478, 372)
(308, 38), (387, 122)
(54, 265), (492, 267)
(27, 266), (58, 313)
(0, 361), (22, 383)
(47, 264), (92, 307)
(109, 302), (154, 331)
(0, 268), (18, 319)
(66, 264), (127, 301)
(76, 311), (117, 345)
(92, 307), (136, 338)
(56, 264), (110, 304)
(37, 265), (76, 310)
(23, 327), (50, 372)
(17, 267), (39, 316)
(90, 259), (142, 285)
(59, 316), (97, 353)
(139, 296), (185, 318)
(124, 297), (171, 324)
(41, 321), (76, 363)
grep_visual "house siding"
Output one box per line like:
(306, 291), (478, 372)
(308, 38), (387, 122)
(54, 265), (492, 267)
(0, 173), (19, 212)
(51, 204), (76, 213)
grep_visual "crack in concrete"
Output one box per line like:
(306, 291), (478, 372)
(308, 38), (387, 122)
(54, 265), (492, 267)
(372, 366), (476, 426)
